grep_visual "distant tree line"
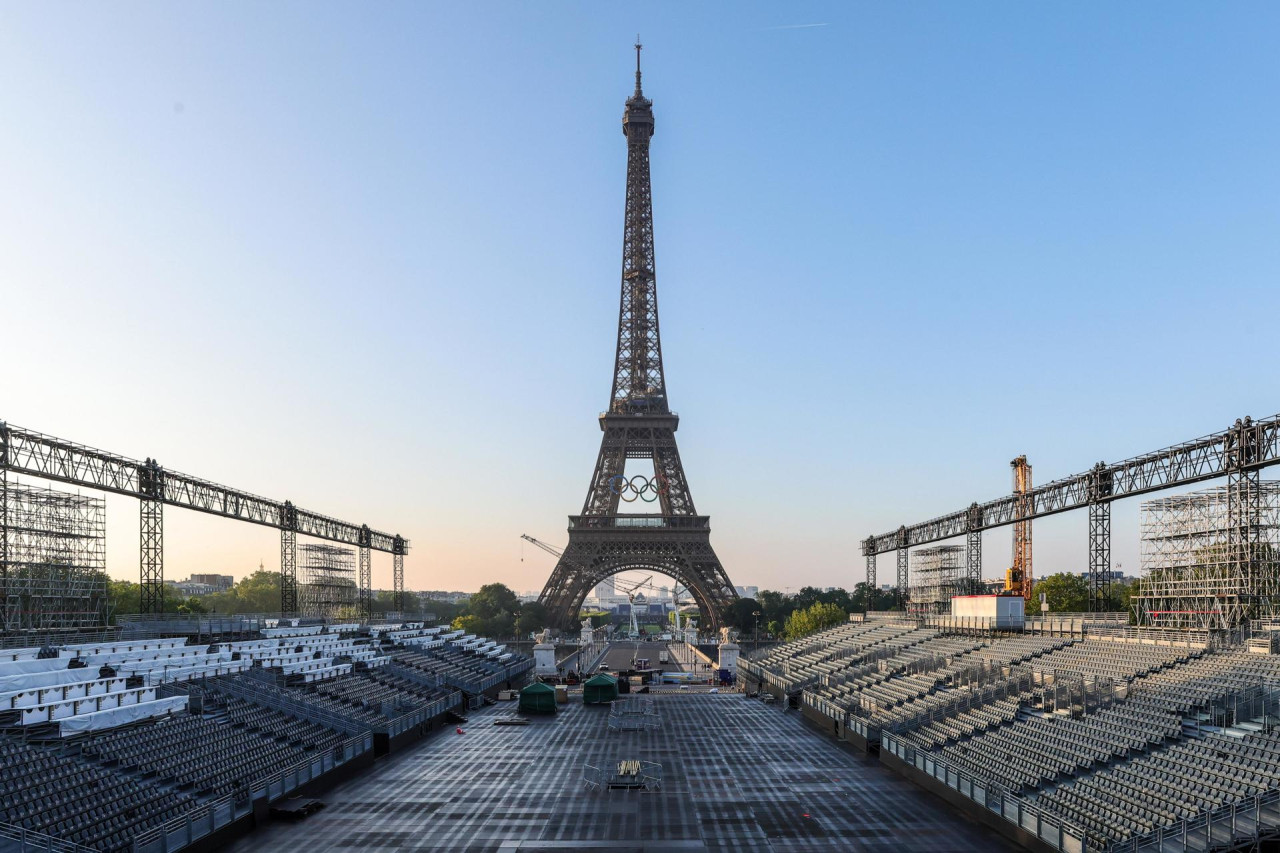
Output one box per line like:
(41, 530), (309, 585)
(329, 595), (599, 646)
(101, 570), (1142, 633)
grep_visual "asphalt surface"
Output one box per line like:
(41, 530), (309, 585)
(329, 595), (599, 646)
(597, 640), (687, 674)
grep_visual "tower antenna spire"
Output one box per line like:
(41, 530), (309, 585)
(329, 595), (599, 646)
(634, 36), (643, 94)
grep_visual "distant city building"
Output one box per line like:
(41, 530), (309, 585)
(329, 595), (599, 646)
(1077, 570), (1131, 583)
(594, 577), (615, 599)
(420, 591), (472, 604)
(189, 574), (234, 591)
(735, 585), (759, 599)
(165, 574), (235, 597)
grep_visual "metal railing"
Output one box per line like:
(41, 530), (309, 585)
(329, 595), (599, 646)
(1106, 789), (1280, 853)
(131, 730), (372, 853)
(880, 730), (1088, 853)
(0, 823), (96, 853)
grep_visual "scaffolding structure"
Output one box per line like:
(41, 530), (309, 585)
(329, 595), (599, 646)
(299, 543), (357, 620)
(908, 545), (967, 616)
(1133, 481), (1280, 631)
(1, 481), (108, 633)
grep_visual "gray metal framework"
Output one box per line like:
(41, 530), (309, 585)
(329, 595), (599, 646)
(908, 545), (966, 615)
(392, 535), (406, 612)
(538, 45), (737, 633)
(300, 542), (356, 619)
(0, 482), (107, 631)
(863, 415), (1280, 607)
(280, 526), (297, 615)
(0, 421), (407, 616)
(1133, 480), (1280, 630)
(965, 502), (982, 592)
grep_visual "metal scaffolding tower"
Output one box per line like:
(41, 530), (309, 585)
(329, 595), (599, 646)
(0, 481), (108, 633)
(908, 545), (966, 616)
(300, 543), (357, 620)
(1132, 481), (1280, 631)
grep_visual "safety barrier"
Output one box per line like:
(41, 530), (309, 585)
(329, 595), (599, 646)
(131, 730), (372, 853)
(880, 730), (1088, 853)
(1106, 789), (1280, 853)
(0, 822), (95, 852)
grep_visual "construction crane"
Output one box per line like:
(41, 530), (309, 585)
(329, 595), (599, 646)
(1005, 455), (1034, 601)
(520, 535), (661, 636)
(521, 534), (565, 561)
(615, 574), (653, 636)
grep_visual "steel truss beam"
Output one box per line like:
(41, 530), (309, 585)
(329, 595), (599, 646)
(865, 551), (876, 591)
(280, 527), (297, 616)
(896, 526), (909, 607)
(1088, 502), (1111, 611)
(0, 422), (406, 554)
(358, 546), (371, 623)
(140, 499), (163, 615)
(392, 535), (406, 612)
(965, 502), (982, 593)
(866, 415), (1280, 555)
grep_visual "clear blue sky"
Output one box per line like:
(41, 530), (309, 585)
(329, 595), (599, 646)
(1, 3), (1276, 594)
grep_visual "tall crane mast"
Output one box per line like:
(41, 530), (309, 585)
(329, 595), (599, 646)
(1005, 456), (1034, 600)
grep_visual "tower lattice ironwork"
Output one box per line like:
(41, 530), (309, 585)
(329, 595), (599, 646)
(538, 44), (738, 634)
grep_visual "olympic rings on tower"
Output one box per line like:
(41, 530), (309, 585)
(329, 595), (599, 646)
(608, 473), (670, 503)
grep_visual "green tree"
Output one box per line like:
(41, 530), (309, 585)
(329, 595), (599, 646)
(462, 582), (520, 637)
(1029, 572), (1090, 614)
(199, 570), (282, 614)
(726, 598), (761, 636)
(783, 601), (846, 641)
(516, 601), (548, 636)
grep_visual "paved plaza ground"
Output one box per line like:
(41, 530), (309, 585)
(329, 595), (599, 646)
(228, 694), (1013, 852)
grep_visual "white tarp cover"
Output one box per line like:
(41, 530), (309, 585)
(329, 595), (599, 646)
(0, 648), (43, 663)
(143, 659), (249, 685)
(58, 696), (188, 735)
(261, 625), (322, 638)
(0, 657), (72, 678)
(62, 637), (187, 656)
(0, 677), (127, 709)
(0, 666), (92, 693)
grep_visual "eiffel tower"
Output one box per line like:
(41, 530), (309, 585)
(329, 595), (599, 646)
(538, 43), (738, 634)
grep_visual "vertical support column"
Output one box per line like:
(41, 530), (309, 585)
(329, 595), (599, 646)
(138, 458), (165, 615)
(862, 537), (876, 599)
(1088, 502), (1111, 612)
(1226, 417), (1261, 624)
(965, 503), (982, 595)
(280, 501), (298, 616)
(392, 535), (406, 614)
(358, 525), (372, 624)
(0, 436), (9, 631)
(1087, 462), (1114, 612)
(895, 526), (909, 610)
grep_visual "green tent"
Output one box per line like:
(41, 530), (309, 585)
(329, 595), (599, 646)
(518, 682), (557, 714)
(583, 673), (619, 705)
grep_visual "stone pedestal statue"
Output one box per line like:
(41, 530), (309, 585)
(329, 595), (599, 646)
(533, 629), (558, 677)
(717, 626), (741, 678)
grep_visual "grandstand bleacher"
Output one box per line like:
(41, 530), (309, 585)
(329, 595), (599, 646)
(745, 615), (1280, 853)
(0, 620), (533, 853)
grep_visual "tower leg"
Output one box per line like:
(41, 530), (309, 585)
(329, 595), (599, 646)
(865, 552), (876, 597)
(280, 529), (297, 616)
(896, 547), (909, 609)
(139, 498), (163, 615)
(1088, 502), (1111, 612)
(393, 553), (404, 613)
(359, 545), (371, 623)
(966, 531), (982, 595)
